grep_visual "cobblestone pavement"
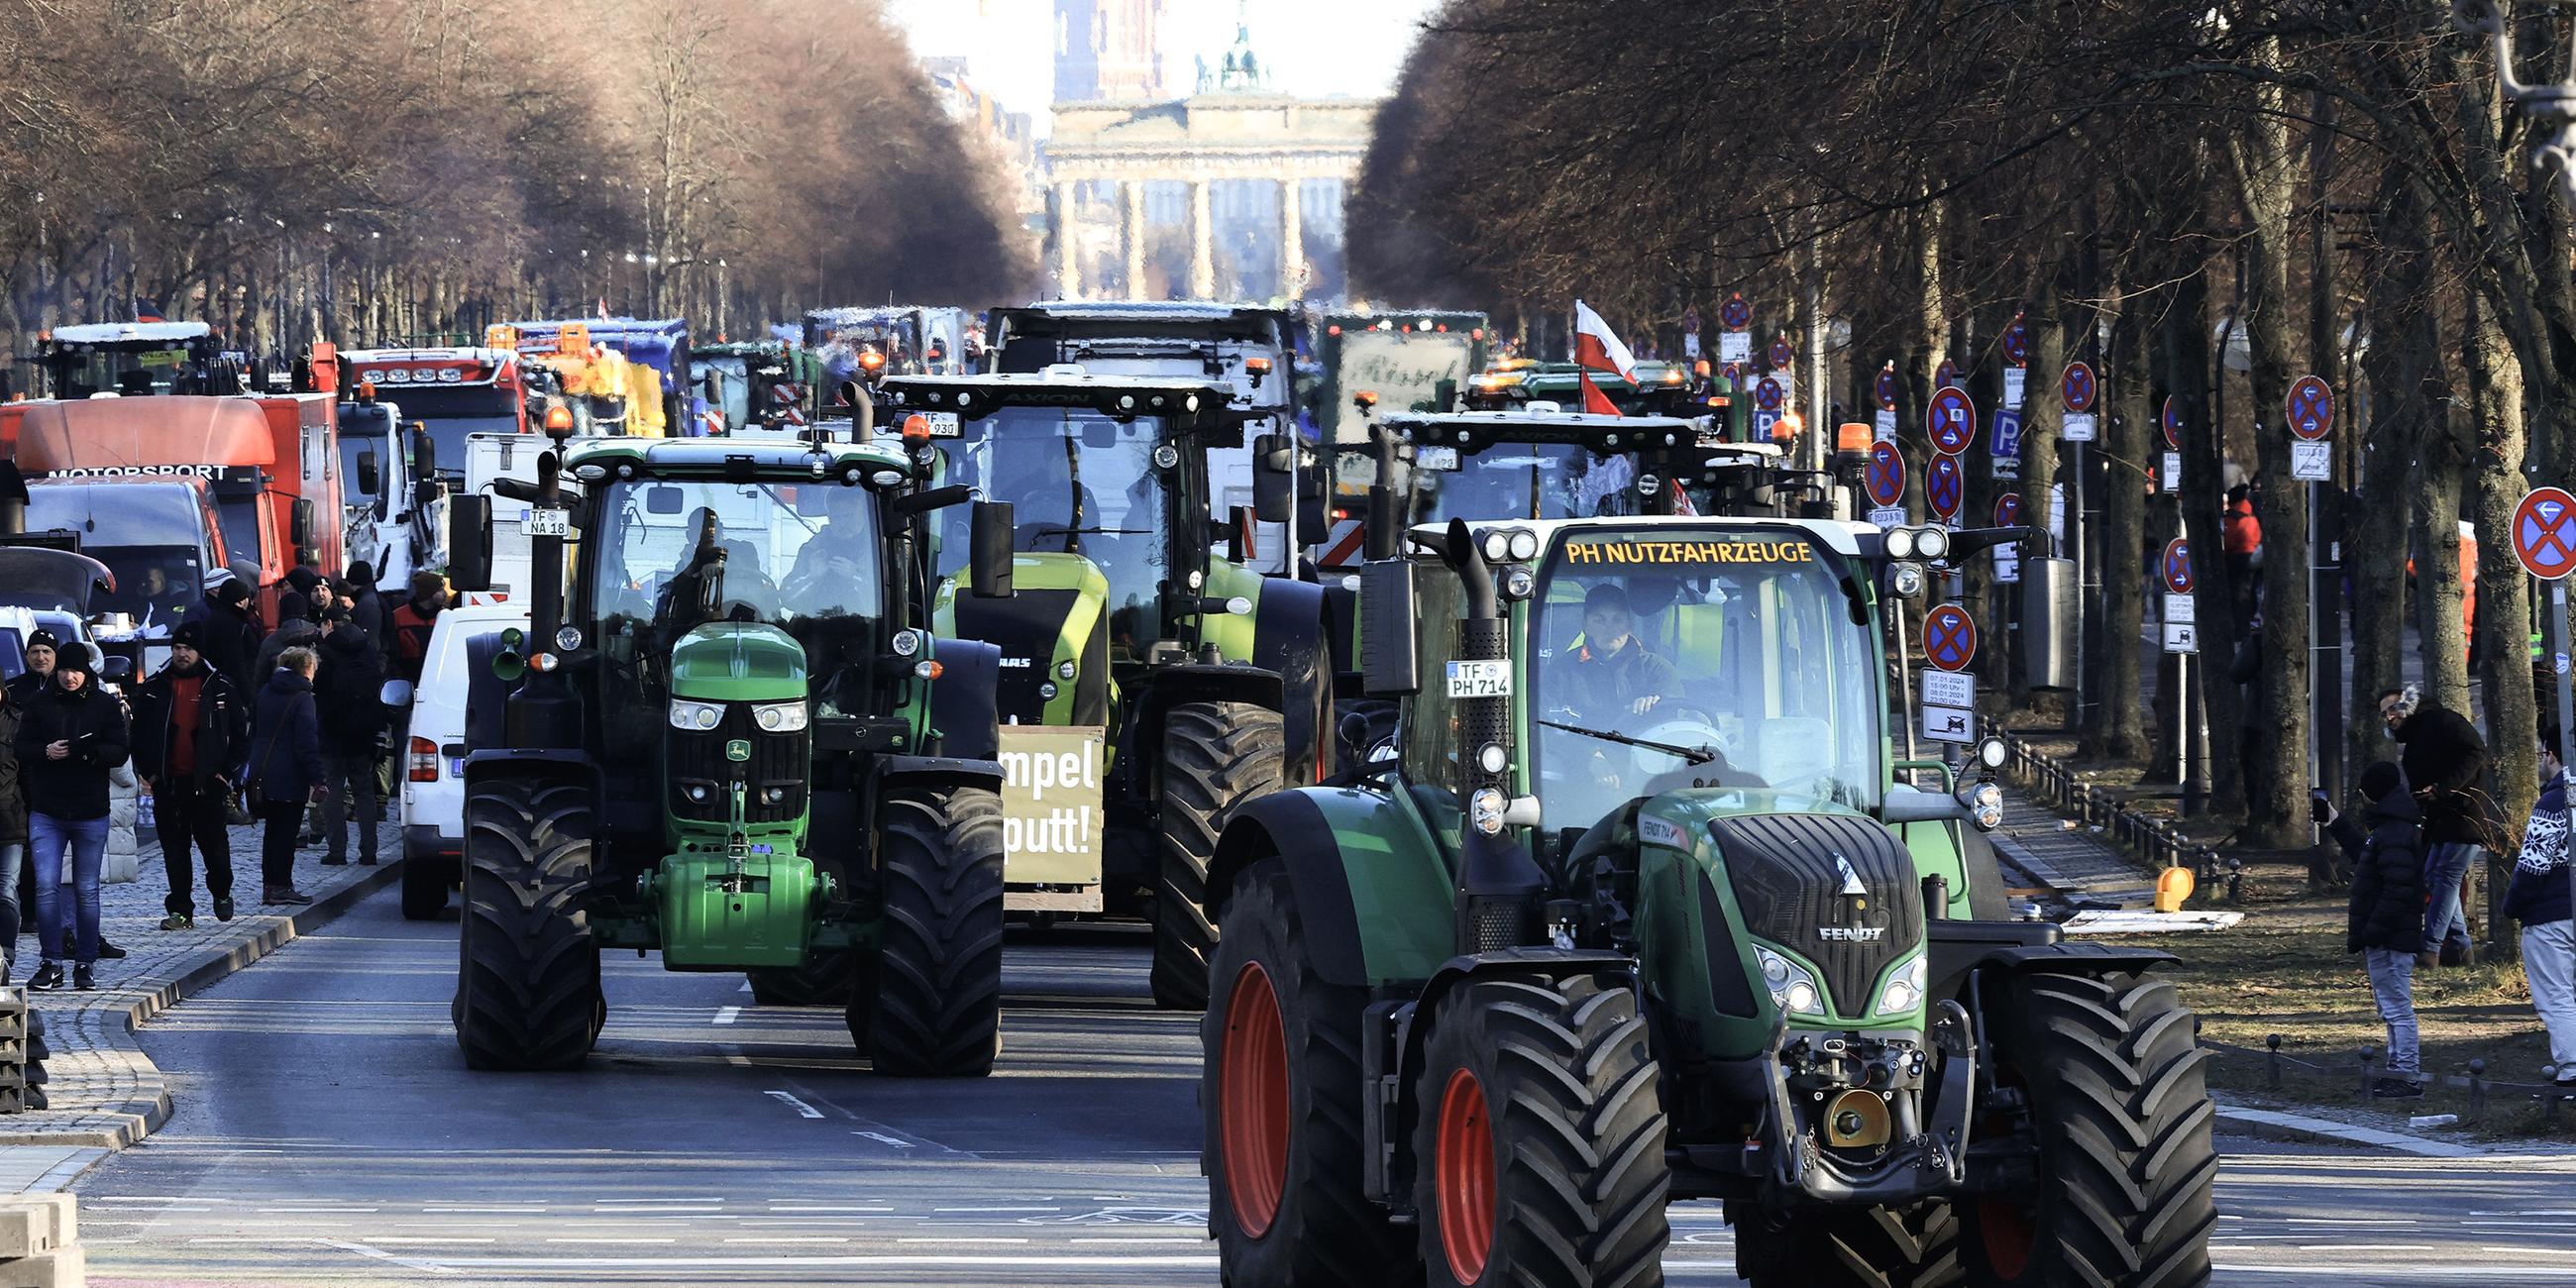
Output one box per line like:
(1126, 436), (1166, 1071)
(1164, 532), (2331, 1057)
(1988, 788), (2159, 909)
(0, 813), (399, 1151)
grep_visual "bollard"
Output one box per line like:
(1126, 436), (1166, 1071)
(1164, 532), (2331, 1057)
(2227, 858), (2245, 904)
(2266, 1033), (2283, 1089)
(2548, 1079), (2565, 1129)
(2359, 1045), (2379, 1099)
(2468, 1059), (2488, 1122)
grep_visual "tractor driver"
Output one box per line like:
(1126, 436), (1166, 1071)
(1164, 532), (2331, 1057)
(1558, 583), (1681, 726)
(655, 508), (728, 633)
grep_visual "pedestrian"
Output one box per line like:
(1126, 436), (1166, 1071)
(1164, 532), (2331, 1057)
(0, 680), (28, 986)
(283, 564), (324, 607)
(2231, 615), (2272, 829)
(311, 607), (385, 867)
(2223, 483), (2262, 622)
(195, 575), (262, 696)
(2507, 719), (2576, 1088)
(130, 623), (247, 928)
(2380, 685), (2501, 966)
(253, 590), (322, 687)
(387, 571), (449, 686)
(345, 561), (391, 645)
(3, 629), (55, 708)
(243, 646), (325, 906)
(12, 649), (130, 991)
(2322, 761), (2429, 1098)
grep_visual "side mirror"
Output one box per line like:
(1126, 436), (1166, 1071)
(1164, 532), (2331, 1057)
(970, 500), (1015, 598)
(1359, 558), (1421, 697)
(378, 678), (415, 709)
(98, 654), (134, 682)
(1881, 785), (1969, 825)
(290, 498), (316, 551)
(355, 448), (380, 496)
(1252, 432), (1295, 523)
(447, 493), (494, 591)
(1226, 505), (1257, 566)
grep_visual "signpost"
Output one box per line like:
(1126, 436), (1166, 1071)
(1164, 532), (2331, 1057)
(1719, 294), (1752, 365)
(1989, 408), (2023, 475)
(2289, 375), (2341, 812)
(2514, 486), (2576, 923)
(1927, 385), (1976, 455)
(2002, 313), (2030, 408)
(1874, 364), (1899, 440)
(1926, 455), (1964, 520)
(1867, 441), (1906, 508)
(1921, 603), (1978, 744)
(2161, 538), (2196, 593)
(1924, 604), (1977, 672)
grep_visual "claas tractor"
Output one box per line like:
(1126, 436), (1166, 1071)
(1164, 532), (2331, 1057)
(1200, 515), (2217, 1287)
(875, 373), (1334, 1011)
(441, 397), (1022, 1076)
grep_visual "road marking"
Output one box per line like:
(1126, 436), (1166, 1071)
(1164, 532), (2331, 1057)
(853, 1131), (914, 1148)
(723, 1236), (850, 1244)
(936, 1206), (1058, 1213)
(897, 1237), (1034, 1243)
(586, 1206), (725, 1214)
(320, 1237), (463, 1276)
(545, 1236), (681, 1244)
(765, 1206), (894, 1213)
(2218, 1266), (2576, 1280)
(594, 1196), (727, 1204)
(427, 1254), (1224, 1268)
(359, 1237), (499, 1245)
(259, 1206), (378, 1213)
(764, 1091), (825, 1119)
(713, 1006), (741, 1025)
(425, 1206), (546, 1213)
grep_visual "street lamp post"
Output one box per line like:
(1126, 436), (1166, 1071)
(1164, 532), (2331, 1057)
(2454, 0), (2576, 214)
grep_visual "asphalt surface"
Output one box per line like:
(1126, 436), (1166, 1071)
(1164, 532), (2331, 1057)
(62, 882), (2576, 1286)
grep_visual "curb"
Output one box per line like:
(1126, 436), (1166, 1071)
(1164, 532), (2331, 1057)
(2214, 1098), (2490, 1158)
(0, 863), (402, 1152)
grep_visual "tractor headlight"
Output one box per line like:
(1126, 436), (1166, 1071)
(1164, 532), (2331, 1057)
(1756, 946), (1825, 1017)
(1480, 530), (1511, 564)
(1884, 527), (1916, 560)
(1959, 781), (2004, 830)
(1977, 735), (2008, 770)
(1469, 787), (1507, 834)
(668, 699), (723, 731)
(555, 625), (583, 652)
(687, 784), (710, 803)
(1915, 525), (1951, 561)
(752, 700), (808, 733)
(892, 628), (923, 657)
(1505, 528), (1539, 561)
(1056, 659), (1078, 680)
(764, 787), (788, 804)
(1038, 682), (1058, 699)
(1890, 562), (1926, 599)
(1876, 952), (1929, 1017)
(1476, 742), (1508, 774)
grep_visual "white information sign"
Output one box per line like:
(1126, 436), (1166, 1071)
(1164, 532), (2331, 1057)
(2060, 411), (2097, 443)
(2162, 452), (2182, 491)
(1682, 331), (1701, 359)
(2290, 439), (2331, 482)
(1993, 547), (2021, 583)
(2165, 592), (2196, 625)
(1874, 408), (1897, 440)
(1868, 505), (1908, 530)
(2163, 622), (2200, 654)
(2002, 368), (2027, 408)
(1719, 332), (1751, 364)
(1991, 455), (2020, 480)
(1921, 670), (1976, 709)
(1922, 704), (1977, 744)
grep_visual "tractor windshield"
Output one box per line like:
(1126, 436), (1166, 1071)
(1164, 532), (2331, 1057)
(1414, 443), (1649, 524)
(1528, 528), (1881, 826)
(584, 478), (884, 633)
(929, 405), (1176, 650)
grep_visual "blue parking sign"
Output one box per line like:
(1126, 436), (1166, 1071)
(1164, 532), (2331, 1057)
(1990, 408), (2022, 459)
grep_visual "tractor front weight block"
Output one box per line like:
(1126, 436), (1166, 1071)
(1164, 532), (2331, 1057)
(649, 852), (822, 969)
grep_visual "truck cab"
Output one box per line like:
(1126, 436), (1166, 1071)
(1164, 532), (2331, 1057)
(344, 347), (538, 481)
(335, 394), (442, 587)
(33, 321), (242, 398)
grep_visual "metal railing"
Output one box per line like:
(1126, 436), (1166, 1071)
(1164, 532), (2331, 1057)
(1998, 732), (2239, 901)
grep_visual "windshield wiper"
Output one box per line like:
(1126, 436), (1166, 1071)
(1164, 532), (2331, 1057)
(1536, 716), (1721, 765)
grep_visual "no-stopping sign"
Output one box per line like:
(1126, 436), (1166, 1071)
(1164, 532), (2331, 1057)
(1927, 385), (1977, 455)
(2287, 376), (2333, 441)
(2061, 362), (2096, 413)
(2515, 487), (2576, 582)
(1867, 441), (1906, 507)
(1924, 604), (1978, 673)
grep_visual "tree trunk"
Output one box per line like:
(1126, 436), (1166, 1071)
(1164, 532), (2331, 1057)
(2172, 265), (2242, 810)
(2351, 159), (2434, 792)
(2089, 310), (2150, 759)
(2468, 292), (2533, 963)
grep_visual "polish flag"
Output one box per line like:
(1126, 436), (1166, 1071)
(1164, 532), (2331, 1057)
(1577, 372), (1623, 417)
(1572, 299), (1638, 382)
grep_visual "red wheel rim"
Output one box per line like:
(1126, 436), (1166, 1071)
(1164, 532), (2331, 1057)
(1436, 1067), (1495, 1283)
(1979, 1196), (2035, 1279)
(1219, 961), (1289, 1237)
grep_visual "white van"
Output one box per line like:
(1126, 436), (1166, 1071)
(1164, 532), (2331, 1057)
(394, 596), (528, 920)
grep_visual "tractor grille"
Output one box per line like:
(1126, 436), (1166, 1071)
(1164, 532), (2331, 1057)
(1708, 812), (1922, 1019)
(952, 589), (1106, 724)
(668, 703), (808, 826)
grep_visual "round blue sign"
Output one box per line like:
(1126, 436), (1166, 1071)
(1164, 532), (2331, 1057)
(2061, 362), (2097, 413)
(1927, 385), (1977, 455)
(1927, 455), (1964, 518)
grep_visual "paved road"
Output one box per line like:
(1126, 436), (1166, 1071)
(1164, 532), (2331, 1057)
(65, 884), (2576, 1286)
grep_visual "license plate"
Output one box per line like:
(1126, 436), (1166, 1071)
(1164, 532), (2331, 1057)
(1416, 445), (1460, 471)
(1445, 660), (1512, 698)
(448, 758), (464, 778)
(525, 507), (570, 537)
(920, 411), (961, 437)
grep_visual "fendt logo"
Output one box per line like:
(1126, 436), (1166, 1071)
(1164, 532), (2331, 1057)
(1819, 925), (1886, 943)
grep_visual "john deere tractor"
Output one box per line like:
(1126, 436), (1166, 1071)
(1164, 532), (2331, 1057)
(875, 373), (1334, 1010)
(1200, 516), (2217, 1286)
(442, 402), (1021, 1076)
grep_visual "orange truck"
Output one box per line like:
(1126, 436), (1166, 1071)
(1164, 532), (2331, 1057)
(0, 392), (347, 617)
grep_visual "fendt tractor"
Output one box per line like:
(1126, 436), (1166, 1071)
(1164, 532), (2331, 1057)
(438, 393), (1022, 1075)
(1200, 516), (2217, 1287)
(875, 372), (1334, 1011)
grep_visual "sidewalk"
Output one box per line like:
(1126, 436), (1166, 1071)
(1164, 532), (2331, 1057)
(0, 814), (399, 1160)
(1987, 787), (2159, 910)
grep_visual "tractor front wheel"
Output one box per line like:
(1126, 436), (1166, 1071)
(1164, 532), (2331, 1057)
(1202, 860), (1409, 1285)
(747, 951), (858, 1008)
(1152, 701), (1284, 1011)
(1414, 971), (1668, 1288)
(1961, 969), (2219, 1287)
(855, 787), (1005, 1077)
(453, 778), (601, 1071)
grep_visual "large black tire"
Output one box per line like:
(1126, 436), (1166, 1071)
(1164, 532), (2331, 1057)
(1152, 701), (1284, 1011)
(747, 950), (858, 1008)
(1202, 861), (1411, 1286)
(1414, 972), (1668, 1288)
(1961, 970), (2218, 1288)
(853, 787), (1005, 1077)
(400, 854), (451, 921)
(453, 779), (601, 1071)
(1734, 1201), (1964, 1288)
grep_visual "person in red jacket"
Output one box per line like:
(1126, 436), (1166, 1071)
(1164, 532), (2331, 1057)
(386, 572), (449, 687)
(2223, 484), (2262, 621)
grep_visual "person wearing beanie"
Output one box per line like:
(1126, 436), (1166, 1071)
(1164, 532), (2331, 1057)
(283, 565), (324, 602)
(253, 590), (324, 692)
(2320, 761), (2428, 1098)
(313, 608), (387, 866)
(12, 648), (130, 991)
(244, 645), (326, 906)
(3, 630), (56, 709)
(344, 562), (391, 647)
(388, 571), (449, 686)
(132, 623), (248, 928)
(195, 577), (262, 696)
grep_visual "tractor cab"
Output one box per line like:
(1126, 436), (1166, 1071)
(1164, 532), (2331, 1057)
(37, 322), (239, 398)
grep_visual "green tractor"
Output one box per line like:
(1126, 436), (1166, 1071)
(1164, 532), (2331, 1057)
(442, 404), (1022, 1075)
(1200, 515), (2217, 1286)
(874, 373), (1335, 1011)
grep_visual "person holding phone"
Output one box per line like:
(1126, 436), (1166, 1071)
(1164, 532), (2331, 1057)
(11, 650), (130, 991)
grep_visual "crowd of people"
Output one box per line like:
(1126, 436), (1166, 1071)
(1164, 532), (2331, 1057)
(0, 561), (445, 991)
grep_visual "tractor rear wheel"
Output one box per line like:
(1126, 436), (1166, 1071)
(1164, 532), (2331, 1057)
(400, 854), (451, 921)
(747, 951), (857, 1008)
(453, 778), (601, 1071)
(1414, 971), (1668, 1288)
(1733, 1200), (1965, 1288)
(856, 787), (1005, 1077)
(1152, 701), (1284, 1011)
(1961, 969), (2218, 1287)
(1202, 860), (1409, 1286)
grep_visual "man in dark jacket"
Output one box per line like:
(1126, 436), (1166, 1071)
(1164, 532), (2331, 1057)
(387, 571), (449, 686)
(245, 647), (326, 906)
(0, 679), (28, 985)
(2381, 686), (2497, 965)
(196, 577), (264, 697)
(2508, 721), (2576, 1087)
(3, 630), (56, 709)
(131, 624), (249, 928)
(344, 562), (392, 646)
(312, 608), (387, 866)
(12, 650), (130, 991)
(254, 590), (323, 689)
(2323, 761), (2427, 1098)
